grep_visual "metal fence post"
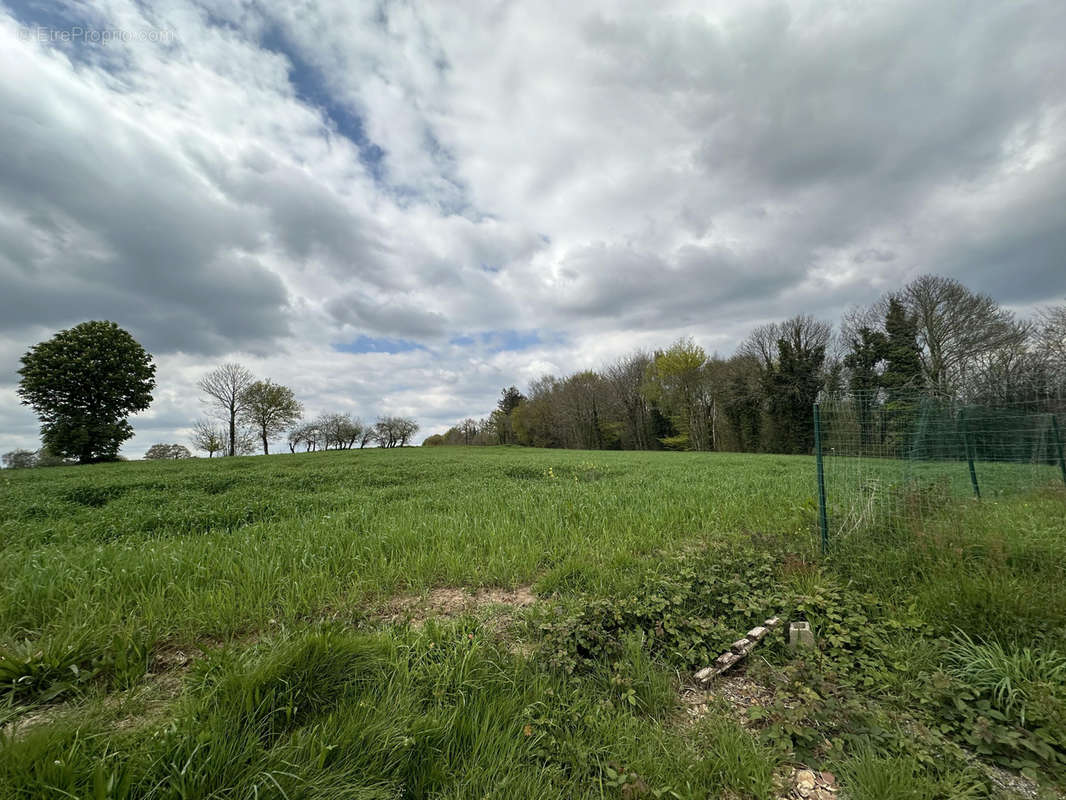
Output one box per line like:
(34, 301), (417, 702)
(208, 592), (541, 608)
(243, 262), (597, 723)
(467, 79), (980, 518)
(814, 403), (829, 555)
(959, 407), (981, 500)
(1051, 414), (1066, 488)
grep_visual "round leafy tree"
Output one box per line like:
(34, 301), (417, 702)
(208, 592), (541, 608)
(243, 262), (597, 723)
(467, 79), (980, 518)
(17, 321), (156, 463)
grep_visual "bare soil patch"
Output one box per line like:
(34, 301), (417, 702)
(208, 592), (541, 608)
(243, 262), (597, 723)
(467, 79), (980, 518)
(385, 585), (537, 626)
(2, 666), (188, 741)
(680, 672), (777, 728)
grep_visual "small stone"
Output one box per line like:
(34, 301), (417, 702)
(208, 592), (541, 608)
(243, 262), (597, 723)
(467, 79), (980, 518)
(796, 769), (817, 789)
(819, 771), (836, 787)
(789, 621), (815, 649)
(694, 666), (716, 683)
(746, 625), (769, 641)
(765, 616), (782, 628)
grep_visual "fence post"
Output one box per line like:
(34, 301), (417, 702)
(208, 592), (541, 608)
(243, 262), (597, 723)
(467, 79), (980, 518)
(1052, 414), (1066, 488)
(814, 403), (829, 555)
(959, 407), (981, 500)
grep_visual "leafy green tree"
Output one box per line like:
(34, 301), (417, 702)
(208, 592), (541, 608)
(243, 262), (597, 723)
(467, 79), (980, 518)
(721, 354), (764, 452)
(646, 338), (713, 451)
(760, 316), (829, 454)
(239, 380), (302, 455)
(17, 321), (155, 463)
(494, 386), (526, 444)
(498, 386), (525, 415)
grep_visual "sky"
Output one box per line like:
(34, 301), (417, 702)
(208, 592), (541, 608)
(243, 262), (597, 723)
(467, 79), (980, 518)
(1, 0), (1065, 457)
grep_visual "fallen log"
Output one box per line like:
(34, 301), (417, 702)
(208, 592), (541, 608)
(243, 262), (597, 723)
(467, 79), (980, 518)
(694, 616), (782, 684)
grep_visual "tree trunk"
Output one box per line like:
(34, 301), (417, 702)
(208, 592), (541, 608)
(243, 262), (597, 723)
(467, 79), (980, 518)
(261, 428), (269, 455)
(229, 408), (237, 457)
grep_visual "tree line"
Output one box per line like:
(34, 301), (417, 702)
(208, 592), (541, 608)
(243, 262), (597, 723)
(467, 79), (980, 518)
(6, 326), (418, 467)
(178, 364), (419, 459)
(428, 275), (1065, 455)
(5, 274), (1063, 465)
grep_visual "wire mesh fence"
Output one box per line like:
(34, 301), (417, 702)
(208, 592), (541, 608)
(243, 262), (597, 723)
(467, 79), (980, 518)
(814, 390), (1066, 543)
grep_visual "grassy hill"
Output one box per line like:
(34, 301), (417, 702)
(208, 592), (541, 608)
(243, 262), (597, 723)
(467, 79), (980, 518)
(1, 448), (1064, 798)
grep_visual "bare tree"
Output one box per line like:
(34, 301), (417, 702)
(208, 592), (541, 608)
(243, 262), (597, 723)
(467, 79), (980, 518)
(395, 417), (419, 446)
(458, 417), (478, 445)
(372, 416), (419, 447)
(198, 363), (255, 457)
(227, 427), (259, 456)
(316, 413), (364, 449)
(144, 443), (192, 460)
(288, 421), (320, 452)
(372, 418), (393, 448)
(2, 449), (38, 469)
(901, 275), (1027, 397)
(191, 418), (226, 458)
(739, 323), (781, 369)
(360, 426), (375, 448)
(239, 380), (303, 455)
(555, 370), (610, 449)
(1037, 304), (1066, 392)
(604, 350), (652, 450)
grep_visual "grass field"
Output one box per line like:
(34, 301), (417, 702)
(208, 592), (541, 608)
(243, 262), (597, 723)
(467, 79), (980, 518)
(1, 447), (1065, 798)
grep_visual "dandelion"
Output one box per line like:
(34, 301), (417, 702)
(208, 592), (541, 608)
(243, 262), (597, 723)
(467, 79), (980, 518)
(523, 724), (533, 737)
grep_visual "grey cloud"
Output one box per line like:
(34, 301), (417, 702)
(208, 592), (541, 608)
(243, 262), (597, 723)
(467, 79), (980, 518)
(517, 0), (1066, 330)
(932, 180), (1066, 305)
(212, 154), (402, 288)
(0, 55), (291, 355)
(854, 249), (896, 264)
(549, 241), (807, 328)
(325, 292), (449, 340)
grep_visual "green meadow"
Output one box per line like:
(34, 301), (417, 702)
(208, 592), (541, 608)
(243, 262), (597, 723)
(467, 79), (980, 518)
(2, 447), (1065, 799)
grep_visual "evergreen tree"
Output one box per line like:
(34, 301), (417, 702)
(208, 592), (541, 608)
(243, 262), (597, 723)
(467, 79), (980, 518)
(882, 297), (924, 403)
(844, 327), (887, 446)
(765, 334), (826, 454)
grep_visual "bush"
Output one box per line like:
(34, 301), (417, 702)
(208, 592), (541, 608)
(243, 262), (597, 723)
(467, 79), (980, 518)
(144, 443), (193, 460)
(1, 449), (37, 469)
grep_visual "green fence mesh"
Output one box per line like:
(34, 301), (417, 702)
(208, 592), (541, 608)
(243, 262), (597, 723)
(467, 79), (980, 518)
(815, 390), (1066, 540)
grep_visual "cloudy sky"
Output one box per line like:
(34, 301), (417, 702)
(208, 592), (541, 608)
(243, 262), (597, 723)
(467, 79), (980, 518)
(1, 0), (1064, 457)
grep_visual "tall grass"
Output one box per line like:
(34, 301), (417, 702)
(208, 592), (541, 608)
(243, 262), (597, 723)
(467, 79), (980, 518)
(2, 447), (1064, 797)
(945, 632), (1066, 726)
(0, 448), (815, 705)
(0, 623), (778, 799)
